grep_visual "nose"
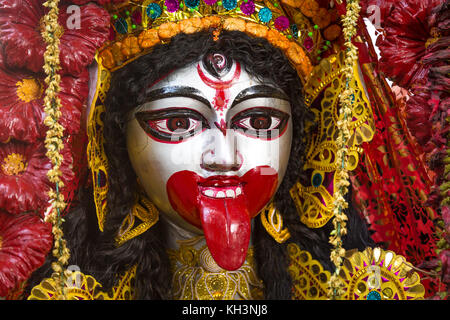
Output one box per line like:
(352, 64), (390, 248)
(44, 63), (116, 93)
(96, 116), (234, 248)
(200, 132), (243, 172)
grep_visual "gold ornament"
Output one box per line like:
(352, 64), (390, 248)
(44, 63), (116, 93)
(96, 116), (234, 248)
(339, 247), (425, 300)
(29, 271), (103, 300)
(116, 191), (159, 246)
(28, 267), (137, 300)
(87, 61), (112, 232)
(167, 239), (263, 300)
(287, 243), (425, 300)
(287, 243), (331, 300)
(28, 245), (426, 300)
(290, 50), (374, 229)
(260, 202), (291, 243)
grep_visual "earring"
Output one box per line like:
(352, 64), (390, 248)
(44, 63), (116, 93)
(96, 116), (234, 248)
(260, 202), (291, 244)
(115, 190), (159, 247)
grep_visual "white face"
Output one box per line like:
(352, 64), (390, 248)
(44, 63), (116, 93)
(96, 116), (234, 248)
(126, 53), (292, 270)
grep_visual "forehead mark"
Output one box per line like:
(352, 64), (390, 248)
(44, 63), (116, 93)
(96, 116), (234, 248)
(196, 61), (242, 113)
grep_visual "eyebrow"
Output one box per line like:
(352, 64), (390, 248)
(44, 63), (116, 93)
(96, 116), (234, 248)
(143, 86), (211, 108)
(231, 85), (289, 109)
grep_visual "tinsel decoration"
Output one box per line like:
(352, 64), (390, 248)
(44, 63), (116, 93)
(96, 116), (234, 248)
(328, 0), (361, 300)
(41, 0), (71, 300)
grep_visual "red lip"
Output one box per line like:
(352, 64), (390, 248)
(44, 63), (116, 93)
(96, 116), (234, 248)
(198, 176), (243, 187)
(166, 166), (278, 270)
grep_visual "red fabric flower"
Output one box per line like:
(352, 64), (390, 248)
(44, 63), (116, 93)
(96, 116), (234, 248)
(0, 54), (89, 143)
(375, 0), (443, 88)
(0, 212), (52, 297)
(360, 0), (396, 29)
(0, 140), (74, 215)
(0, 0), (110, 76)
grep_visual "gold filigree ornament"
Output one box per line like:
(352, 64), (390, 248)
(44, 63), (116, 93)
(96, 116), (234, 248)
(260, 201), (291, 243)
(87, 60), (111, 232)
(28, 267), (137, 300)
(287, 243), (331, 300)
(339, 247), (425, 300)
(116, 190), (159, 246)
(290, 51), (375, 228)
(168, 241), (263, 300)
(29, 271), (103, 300)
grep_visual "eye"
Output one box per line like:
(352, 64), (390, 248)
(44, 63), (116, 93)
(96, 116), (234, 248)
(231, 108), (289, 140)
(136, 109), (209, 143)
(237, 115), (281, 131)
(152, 117), (201, 135)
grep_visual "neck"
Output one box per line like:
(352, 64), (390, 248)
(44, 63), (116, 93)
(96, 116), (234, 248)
(160, 215), (206, 251)
(159, 215), (263, 300)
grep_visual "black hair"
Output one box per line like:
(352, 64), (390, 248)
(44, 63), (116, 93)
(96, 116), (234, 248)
(27, 31), (373, 300)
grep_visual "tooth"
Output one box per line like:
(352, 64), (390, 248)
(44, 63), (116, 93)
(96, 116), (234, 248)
(235, 187), (242, 196)
(204, 189), (214, 197)
(216, 191), (225, 198)
(226, 189), (235, 198)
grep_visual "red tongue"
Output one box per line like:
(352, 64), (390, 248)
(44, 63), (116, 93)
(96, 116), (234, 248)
(199, 194), (250, 271)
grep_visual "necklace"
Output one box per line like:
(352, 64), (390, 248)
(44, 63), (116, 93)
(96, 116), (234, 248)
(167, 236), (264, 300)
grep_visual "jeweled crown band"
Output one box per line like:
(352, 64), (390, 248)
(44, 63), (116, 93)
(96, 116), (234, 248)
(99, 15), (313, 82)
(97, 0), (346, 82)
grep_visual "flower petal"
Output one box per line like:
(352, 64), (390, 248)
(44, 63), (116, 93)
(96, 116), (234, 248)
(0, 0), (110, 76)
(0, 0), (47, 73)
(57, 3), (110, 76)
(0, 212), (52, 297)
(376, 0), (443, 88)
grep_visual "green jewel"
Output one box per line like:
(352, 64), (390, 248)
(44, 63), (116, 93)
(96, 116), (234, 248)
(314, 24), (319, 30)
(113, 14), (118, 19)
(308, 31), (313, 37)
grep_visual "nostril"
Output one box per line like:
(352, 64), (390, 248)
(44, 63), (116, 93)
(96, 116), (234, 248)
(200, 150), (243, 172)
(201, 162), (239, 172)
